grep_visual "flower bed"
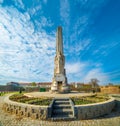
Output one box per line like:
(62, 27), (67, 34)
(9, 93), (52, 106)
(71, 94), (109, 105)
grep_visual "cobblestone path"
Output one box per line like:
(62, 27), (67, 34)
(0, 95), (120, 126)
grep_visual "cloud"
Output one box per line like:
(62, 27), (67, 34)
(60, 0), (70, 47)
(0, 5), (55, 84)
(66, 0), (109, 54)
(66, 62), (85, 74)
(0, 0), (118, 85)
(43, 0), (47, 4)
(65, 60), (110, 85)
(92, 41), (120, 57)
(65, 61), (87, 83)
(68, 39), (91, 55)
(28, 5), (41, 16)
(14, 0), (25, 9)
(0, 0), (3, 4)
(84, 68), (109, 84)
(60, 0), (70, 26)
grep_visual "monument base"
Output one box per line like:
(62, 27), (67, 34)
(51, 84), (70, 93)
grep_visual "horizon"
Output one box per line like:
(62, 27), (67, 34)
(1, 81), (120, 86)
(0, 0), (120, 85)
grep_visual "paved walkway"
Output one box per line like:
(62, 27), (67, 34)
(24, 91), (94, 98)
(0, 94), (120, 126)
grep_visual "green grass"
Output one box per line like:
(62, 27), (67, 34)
(9, 94), (52, 106)
(0, 91), (21, 96)
(9, 93), (109, 106)
(0, 92), (12, 96)
(111, 95), (120, 98)
(71, 94), (109, 105)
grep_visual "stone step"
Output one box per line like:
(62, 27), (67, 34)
(53, 104), (71, 109)
(51, 116), (75, 121)
(53, 109), (73, 115)
(52, 112), (73, 117)
(52, 112), (73, 116)
(52, 113), (74, 117)
(54, 98), (69, 101)
(54, 101), (70, 104)
(50, 98), (75, 121)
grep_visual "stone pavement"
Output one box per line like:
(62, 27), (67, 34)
(24, 91), (94, 98)
(0, 95), (120, 126)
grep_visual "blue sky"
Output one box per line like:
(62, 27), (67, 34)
(0, 0), (120, 85)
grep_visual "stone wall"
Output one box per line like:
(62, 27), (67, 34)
(0, 85), (19, 92)
(100, 86), (120, 94)
(111, 94), (120, 110)
(3, 94), (115, 120)
(3, 95), (48, 120)
(75, 97), (115, 120)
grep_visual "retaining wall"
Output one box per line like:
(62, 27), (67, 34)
(3, 94), (115, 120)
(111, 94), (120, 110)
(3, 95), (48, 120)
(75, 97), (115, 119)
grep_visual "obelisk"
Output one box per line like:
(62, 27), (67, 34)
(51, 26), (69, 93)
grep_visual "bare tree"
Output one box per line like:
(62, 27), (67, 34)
(90, 78), (99, 87)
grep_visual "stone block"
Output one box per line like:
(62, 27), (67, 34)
(19, 110), (24, 116)
(32, 113), (39, 119)
(15, 109), (19, 115)
(27, 112), (31, 117)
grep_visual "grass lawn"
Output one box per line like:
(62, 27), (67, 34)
(9, 93), (110, 106)
(71, 94), (109, 105)
(9, 93), (53, 106)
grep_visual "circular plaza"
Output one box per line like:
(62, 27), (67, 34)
(24, 91), (94, 98)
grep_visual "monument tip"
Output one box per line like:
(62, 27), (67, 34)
(57, 26), (62, 30)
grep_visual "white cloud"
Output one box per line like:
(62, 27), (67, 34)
(71, 16), (89, 37)
(60, 0), (70, 26)
(28, 5), (41, 16)
(0, 0), (3, 4)
(68, 0), (108, 54)
(69, 39), (91, 54)
(65, 60), (110, 84)
(60, 0), (70, 47)
(14, 0), (25, 9)
(43, 0), (47, 4)
(84, 68), (109, 84)
(40, 17), (53, 27)
(93, 41), (120, 57)
(0, 6), (55, 84)
(0, 0), (113, 85)
(66, 62), (85, 74)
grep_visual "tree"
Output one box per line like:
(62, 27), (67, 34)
(89, 78), (100, 93)
(19, 87), (25, 94)
(90, 78), (99, 88)
(31, 82), (37, 86)
(108, 83), (113, 86)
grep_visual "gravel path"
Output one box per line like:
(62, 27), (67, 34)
(0, 95), (120, 126)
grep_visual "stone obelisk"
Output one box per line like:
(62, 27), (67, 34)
(51, 26), (69, 93)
